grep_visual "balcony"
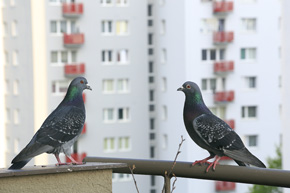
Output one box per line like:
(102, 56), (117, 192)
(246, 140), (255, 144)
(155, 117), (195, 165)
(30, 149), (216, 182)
(213, 1), (233, 14)
(62, 3), (83, 18)
(225, 119), (235, 129)
(63, 33), (84, 48)
(216, 181), (236, 191)
(64, 63), (85, 77)
(214, 91), (234, 103)
(214, 61), (234, 75)
(213, 31), (234, 45)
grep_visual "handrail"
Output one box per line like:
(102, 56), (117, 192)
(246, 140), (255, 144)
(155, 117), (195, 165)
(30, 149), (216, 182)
(84, 157), (290, 188)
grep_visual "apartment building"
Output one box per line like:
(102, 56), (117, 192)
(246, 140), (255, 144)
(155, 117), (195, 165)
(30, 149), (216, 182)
(2, 0), (282, 193)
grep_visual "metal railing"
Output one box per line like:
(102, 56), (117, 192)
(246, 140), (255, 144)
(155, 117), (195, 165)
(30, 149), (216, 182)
(84, 157), (290, 192)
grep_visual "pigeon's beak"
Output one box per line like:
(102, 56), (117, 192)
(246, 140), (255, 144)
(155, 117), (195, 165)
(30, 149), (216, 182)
(86, 84), (92, 91)
(177, 86), (184, 91)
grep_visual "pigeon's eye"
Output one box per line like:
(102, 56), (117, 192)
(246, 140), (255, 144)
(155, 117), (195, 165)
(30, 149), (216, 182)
(80, 80), (84, 84)
(186, 85), (191, 89)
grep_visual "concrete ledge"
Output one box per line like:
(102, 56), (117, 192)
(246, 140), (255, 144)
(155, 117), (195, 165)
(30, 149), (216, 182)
(0, 163), (127, 193)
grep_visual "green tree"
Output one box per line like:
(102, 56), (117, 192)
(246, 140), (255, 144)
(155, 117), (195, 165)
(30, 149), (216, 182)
(248, 145), (282, 193)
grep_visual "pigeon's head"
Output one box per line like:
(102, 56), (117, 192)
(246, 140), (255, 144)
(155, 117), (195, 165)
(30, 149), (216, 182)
(177, 81), (204, 104)
(69, 77), (92, 91)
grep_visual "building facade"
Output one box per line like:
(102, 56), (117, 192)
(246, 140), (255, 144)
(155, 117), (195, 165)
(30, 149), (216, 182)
(2, 0), (282, 192)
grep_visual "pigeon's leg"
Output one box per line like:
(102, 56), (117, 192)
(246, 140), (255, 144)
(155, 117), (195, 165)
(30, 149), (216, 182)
(192, 155), (215, 166)
(54, 153), (71, 166)
(66, 155), (84, 165)
(206, 155), (221, 172)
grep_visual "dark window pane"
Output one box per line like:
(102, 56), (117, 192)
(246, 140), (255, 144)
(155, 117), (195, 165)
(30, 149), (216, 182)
(202, 49), (207, 60)
(210, 49), (216, 60)
(149, 62), (154, 73)
(148, 4), (152, 16)
(150, 118), (155, 129)
(149, 105), (155, 112)
(150, 133), (155, 140)
(150, 146), (155, 158)
(118, 108), (123, 119)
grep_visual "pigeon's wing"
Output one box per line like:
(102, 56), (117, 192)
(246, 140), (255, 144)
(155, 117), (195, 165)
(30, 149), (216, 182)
(193, 114), (244, 151)
(193, 114), (266, 168)
(36, 105), (85, 147)
(11, 105), (85, 163)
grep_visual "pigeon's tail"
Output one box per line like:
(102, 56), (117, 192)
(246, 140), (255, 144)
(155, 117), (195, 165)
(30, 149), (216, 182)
(9, 159), (31, 170)
(224, 148), (266, 168)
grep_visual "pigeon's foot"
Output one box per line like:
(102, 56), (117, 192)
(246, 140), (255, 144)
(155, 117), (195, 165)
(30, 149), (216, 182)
(72, 162), (85, 165)
(55, 162), (72, 166)
(192, 155), (215, 166)
(205, 156), (221, 173)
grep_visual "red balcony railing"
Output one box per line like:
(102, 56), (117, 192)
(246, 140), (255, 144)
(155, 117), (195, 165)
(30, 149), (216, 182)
(82, 123), (86, 134)
(82, 93), (86, 103)
(66, 152), (87, 163)
(62, 3), (83, 17)
(65, 63), (85, 76)
(63, 33), (84, 47)
(225, 119), (235, 129)
(214, 61), (234, 74)
(213, 1), (233, 13)
(213, 31), (234, 44)
(214, 91), (234, 103)
(216, 181), (236, 191)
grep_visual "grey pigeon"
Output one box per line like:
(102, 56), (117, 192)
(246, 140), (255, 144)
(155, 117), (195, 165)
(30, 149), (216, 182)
(178, 81), (266, 172)
(9, 77), (92, 169)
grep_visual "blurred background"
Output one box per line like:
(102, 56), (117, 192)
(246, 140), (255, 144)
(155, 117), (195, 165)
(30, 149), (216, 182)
(1, 0), (290, 192)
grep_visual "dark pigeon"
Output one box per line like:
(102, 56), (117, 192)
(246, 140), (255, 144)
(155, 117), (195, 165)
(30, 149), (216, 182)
(178, 81), (266, 172)
(9, 77), (92, 170)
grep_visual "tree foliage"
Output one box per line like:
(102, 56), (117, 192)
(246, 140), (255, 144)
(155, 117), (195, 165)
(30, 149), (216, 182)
(248, 145), (282, 193)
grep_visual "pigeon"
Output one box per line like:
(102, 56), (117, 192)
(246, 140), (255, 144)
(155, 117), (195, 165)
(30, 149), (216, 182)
(9, 77), (92, 170)
(177, 81), (266, 172)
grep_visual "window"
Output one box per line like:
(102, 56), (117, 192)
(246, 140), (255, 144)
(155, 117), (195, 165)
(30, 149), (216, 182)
(117, 79), (129, 93)
(5, 108), (10, 123)
(245, 77), (257, 89)
(103, 79), (114, 93)
(71, 51), (77, 62)
(3, 22), (8, 36)
(149, 62), (154, 73)
(104, 137), (115, 152)
(116, 0), (128, 6)
(60, 21), (67, 33)
(148, 4), (153, 16)
(148, 48), (154, 55)
(242, 18), (256, 32)
(149, 105), (155, 112)
(118, 137), (130, 151)
(119, 174), (131, 181)
(51, 51), (58, 63)
(5, 80), (9, 94)
(210, 49), (216, 60)
(160, 20), (166, 34)
(201, 78), (216, 92)
(148, 33), (153, 45)
(13, 109), (19, 124)
(148, 20), (153, 27)
(200, 18), (217, 34)
(210, 107), (226, 119)
(150, 146), (155, 158)
(162, 105), (167, 120)
(102, 50), (113, 63)
(219, 49), (225, 60)
(241, 48), (256, 61)
(150, 118), (155, 130)
(116, 21), (128, 35)
(202, 49), (224, 61)
(151, 176), (156, 186)
(202, 49), (207, 61)
(103, 108), (114, 122)
(50, 21), (57, 33)
(12, 50), (18, 65)
(162, 134), (168, 149)
(52, 80), (69, 94)
(247, 135), (258, 147)
(118, 107), (129, 121)
(161, 49), (167, 63)
(149, 90), (154, 101)
(61, 51), (68, 63)
(11, 20), (17, 36)
(150, 133), (155, 140)
(101, 0), (113, 6)
(101, 20), (113, 34)
(242, 106), (257, 118)
(13, 80), (19, 95)
(161, 77), (167, 92)
(117, 49), (129, 63)
(149, 76), (154, 83)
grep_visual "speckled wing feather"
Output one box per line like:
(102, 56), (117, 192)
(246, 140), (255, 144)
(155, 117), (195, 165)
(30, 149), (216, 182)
(36, 105), (85, 147)
(193, 114), (244, 151)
